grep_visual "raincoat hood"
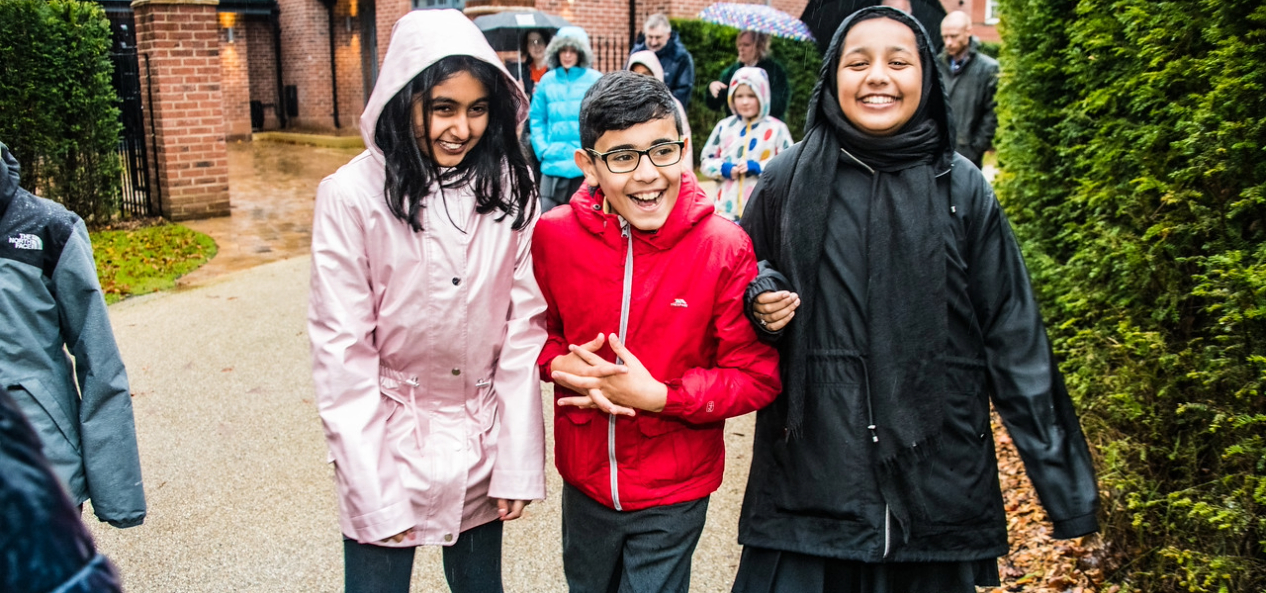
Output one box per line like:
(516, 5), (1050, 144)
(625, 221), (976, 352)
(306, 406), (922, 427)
(358, 9), (526, 162)
(726, 66), (772, 121)
(625, 50), (665, 81)
(545, 26), (595, 70)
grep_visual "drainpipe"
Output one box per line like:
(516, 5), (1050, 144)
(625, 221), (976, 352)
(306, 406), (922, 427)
(318, 0), (341, 128)
(271, 7), (287, 129)
(628, 0), (636, 48)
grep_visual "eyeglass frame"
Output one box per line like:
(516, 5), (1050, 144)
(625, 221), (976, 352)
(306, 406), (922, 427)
(584, 140), (686, 174)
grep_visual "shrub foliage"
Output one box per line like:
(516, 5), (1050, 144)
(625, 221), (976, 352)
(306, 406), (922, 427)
(994, 0), (1266, 590)
(672, 19), (822, 165)
(0, 0), (122, 223)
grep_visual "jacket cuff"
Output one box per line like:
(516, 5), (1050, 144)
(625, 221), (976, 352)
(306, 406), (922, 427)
(103, 513), (145, 529)
(744, 264), (790, 341)
(349, 499), (412, 543)
(659, 379), (686, 417)
(721, 162), (734, 179)
(489, 467), (546, 502)
(1051, 512), (1099, 539)
(746, 160), (761, 176)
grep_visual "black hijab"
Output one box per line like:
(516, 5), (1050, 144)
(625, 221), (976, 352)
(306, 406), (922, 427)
(760, 6), (957, 537)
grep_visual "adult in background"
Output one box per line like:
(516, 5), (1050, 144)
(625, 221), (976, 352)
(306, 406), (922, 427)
(0, 141), (146, 532)
(507, 30), (552, 185)
(706, 30), (789, 121)
(629, 13), (696, 108)
(734, 7), (1099, 591)
(939, 10), (999, 168)
(531, 26), (602, 211)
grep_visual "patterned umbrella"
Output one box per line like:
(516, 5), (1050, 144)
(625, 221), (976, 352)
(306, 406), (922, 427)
(698, 2), (816, 42)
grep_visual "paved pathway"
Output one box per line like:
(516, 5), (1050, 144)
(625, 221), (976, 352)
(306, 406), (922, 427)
(85, 142), (753, 592)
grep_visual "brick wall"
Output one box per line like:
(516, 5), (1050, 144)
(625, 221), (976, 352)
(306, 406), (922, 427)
(131, 0), (230, 220)
(246, 18), (281, 130)
(279, 0), (337, 130)
(333, 0), (366, 131)
(219, 13), (253, 140)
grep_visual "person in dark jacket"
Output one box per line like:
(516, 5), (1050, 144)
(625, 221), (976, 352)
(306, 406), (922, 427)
(705, 30), (790, 121)
(938, 10), (999, 168)
(629, 13), (696, 109)
(0, 388), (123, 593)
(0, 141), (146, 530)
(734, 7), (1099, 592)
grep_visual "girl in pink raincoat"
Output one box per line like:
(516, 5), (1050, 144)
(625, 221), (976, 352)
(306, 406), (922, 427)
(307, 9), (547, 593)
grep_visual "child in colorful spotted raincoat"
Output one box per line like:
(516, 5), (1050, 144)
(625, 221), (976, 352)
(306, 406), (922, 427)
(699, 67), (793, 220)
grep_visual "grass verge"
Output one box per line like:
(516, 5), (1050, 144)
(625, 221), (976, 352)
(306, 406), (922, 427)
(90, 223), (218, 304)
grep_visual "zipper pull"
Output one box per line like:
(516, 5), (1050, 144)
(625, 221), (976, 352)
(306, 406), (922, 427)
(868, 424), (879, 443)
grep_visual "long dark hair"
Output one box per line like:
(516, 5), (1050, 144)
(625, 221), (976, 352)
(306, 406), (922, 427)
(374, 55), (537, 232)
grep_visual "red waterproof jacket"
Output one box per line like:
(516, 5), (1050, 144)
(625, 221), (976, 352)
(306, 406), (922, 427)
(532, 172), (781, 511)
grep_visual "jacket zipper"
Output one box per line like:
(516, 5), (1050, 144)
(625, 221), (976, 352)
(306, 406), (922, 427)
(884, 505), (892, 558)
(609, 223), (633, 511)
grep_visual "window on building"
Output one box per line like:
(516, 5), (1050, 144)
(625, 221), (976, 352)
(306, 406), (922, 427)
(413, 0), (464, 8)
(985, 0), (1000, 24)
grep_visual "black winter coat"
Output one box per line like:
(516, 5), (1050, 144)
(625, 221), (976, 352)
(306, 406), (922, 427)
(737, 144), (1100, 562)
(0, 389), (122, 593)
(939, 39), (999, 167)
(631, 31), (696, 108)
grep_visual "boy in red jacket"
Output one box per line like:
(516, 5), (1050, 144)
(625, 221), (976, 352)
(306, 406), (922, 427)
(531, 70), (781, 593)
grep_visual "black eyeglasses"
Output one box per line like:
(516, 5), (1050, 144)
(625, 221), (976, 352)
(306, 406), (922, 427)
(585, 141), (685, 174)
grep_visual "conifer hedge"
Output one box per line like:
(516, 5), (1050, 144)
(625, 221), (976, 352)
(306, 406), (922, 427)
(0, 0), (123, 223)
(994, 0), (1266, 590)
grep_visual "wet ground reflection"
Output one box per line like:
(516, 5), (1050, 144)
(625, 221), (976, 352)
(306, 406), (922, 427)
(177, 140), (362, 288)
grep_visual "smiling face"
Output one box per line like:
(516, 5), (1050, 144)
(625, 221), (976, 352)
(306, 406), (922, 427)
(576, 116), (682, 231)
(732, 84), (760, 121)
(836, 17), (923, 137)
(413, 70), (489, 168)
(559, 47), (579, 69)
(644, 25), (669, 52)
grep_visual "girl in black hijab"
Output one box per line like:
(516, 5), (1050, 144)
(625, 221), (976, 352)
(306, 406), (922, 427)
(733, 7), (1100, 592)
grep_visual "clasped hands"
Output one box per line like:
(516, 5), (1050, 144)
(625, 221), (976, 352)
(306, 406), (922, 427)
(551, 333), (667, 417)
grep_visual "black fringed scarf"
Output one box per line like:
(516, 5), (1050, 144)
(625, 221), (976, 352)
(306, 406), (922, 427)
(766, 6), (957, 536)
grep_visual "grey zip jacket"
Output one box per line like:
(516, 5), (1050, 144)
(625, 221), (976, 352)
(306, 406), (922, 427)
(0, 142), (145, 528)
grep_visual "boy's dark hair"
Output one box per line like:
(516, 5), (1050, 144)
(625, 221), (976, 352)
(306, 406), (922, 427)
(375, 55), (537, 233)
(579, 71), (681, 150)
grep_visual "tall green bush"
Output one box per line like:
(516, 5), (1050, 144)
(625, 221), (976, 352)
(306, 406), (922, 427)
(995, 0), (1266, 591)
(0, 0), (123, 223)
(672, 19), (821, 166)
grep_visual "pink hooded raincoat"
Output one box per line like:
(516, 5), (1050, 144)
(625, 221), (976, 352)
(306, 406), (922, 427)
(308, 9), (548, 547)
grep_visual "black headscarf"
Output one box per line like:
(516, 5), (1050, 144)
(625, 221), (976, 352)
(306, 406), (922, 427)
(758, 6), (957, 537)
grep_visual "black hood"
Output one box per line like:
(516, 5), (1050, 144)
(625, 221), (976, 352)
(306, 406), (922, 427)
(0, 142), (20, 216)
(806, 6), (956, 168)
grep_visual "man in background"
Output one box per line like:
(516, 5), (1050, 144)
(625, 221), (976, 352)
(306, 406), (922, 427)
(939, 10), (1000, 168)
(630, 13), (696, 108)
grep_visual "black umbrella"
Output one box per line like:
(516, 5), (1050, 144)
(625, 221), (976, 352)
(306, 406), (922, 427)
(800, 0), (948, 55)
(473, 10), (572, 53)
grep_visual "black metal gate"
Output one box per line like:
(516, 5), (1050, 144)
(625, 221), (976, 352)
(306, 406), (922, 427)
(108, 48), (157, 218)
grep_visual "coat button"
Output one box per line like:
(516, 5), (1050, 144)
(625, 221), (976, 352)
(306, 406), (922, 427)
(452, 277), (460, 285)
(452, 368), (461, 376)
(443, 533), (453, 542)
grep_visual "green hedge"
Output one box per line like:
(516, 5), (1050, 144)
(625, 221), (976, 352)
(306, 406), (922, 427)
(0, 0), (123, 224)
(672, 19), (822, 166)
(994, 0), (1266, 591)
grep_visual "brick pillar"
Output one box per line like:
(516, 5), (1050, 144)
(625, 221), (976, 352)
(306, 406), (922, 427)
(220, 12), (253, 141)
(132, 0), (231, 220)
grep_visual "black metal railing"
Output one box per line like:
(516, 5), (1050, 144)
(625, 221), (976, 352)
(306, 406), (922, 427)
(109, 48), (157, 219)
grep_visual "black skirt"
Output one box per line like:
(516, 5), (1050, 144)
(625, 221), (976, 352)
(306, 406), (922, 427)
(732, 546), (1001, 593)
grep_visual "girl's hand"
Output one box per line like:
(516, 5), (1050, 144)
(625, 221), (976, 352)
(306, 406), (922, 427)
(381, 528), (413, 544)
(497, 499), (529, 521)
(754, 290), (800, 332)
(734, 161), (749, 176)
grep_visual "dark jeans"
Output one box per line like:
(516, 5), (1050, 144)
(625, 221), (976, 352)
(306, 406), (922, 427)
(561, 482), (709, 593)
(343, 519), (504, 593)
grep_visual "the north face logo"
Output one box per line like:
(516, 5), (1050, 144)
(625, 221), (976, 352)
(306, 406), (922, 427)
(7, 233), (42, 250)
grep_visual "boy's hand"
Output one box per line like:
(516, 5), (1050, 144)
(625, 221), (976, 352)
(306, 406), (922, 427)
(497, 499), (529, 521)
(595, 334), (667, 413)
(753, 290), (800, 332)
(553, 333), (636, 416)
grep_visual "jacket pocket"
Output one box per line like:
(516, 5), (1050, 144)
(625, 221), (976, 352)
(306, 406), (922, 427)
(8, 377), (81, 457)
(767, 378), (873, 521)
(910, 359), (997, 527)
